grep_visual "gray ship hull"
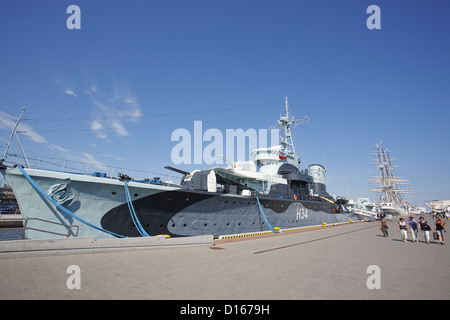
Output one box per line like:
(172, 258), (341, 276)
(2, 167), (353, 239)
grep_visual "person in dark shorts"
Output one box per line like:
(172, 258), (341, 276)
(380, 217), (389, 237)
(435, 216), (446, 245)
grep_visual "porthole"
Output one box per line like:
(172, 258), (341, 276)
(112, 191), (116, 195)
(134, 193), (139, 197)
(186, 197), (189, 202)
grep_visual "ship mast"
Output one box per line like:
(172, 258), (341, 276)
(368, 141), (411, 206)
(1, 106), (26, 162)
(270, 97), (308, 166)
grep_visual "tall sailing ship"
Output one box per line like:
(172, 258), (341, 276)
(368, 141), (411, 216)
(1, 98), (355, 240)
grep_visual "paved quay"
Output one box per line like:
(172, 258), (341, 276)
(0, 216), (449, 300)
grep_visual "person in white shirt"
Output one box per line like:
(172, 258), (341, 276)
(398, 218), (407, 243)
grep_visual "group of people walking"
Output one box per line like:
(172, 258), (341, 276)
(379, 215), (446, 245)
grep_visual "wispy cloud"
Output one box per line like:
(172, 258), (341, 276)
(49, 144), (69, 153)
(52, 75), (142, 142)
(86, 80), (142, 140)
(64, 88), (78, 98)
(53, 74), (78, 98)
(80, 152), (107, 170)
(110, 120), (128, 136)
(62, 152), (109, 172)
(84, 84), (97, 95)
(90, 120), (103, 131)
(0, 110), (68, 152)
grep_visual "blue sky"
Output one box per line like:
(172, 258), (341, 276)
(1, 0), (449, 207)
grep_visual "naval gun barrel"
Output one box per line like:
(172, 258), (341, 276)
(164, 166), (190, 176)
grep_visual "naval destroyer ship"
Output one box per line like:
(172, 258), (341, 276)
(1, 99), (354, 239)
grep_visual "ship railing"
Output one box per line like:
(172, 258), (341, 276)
(4, 153), (182, 183)
(22, 217), (79, 239)
(0, 217), (79, 240)
(354, 208), (377, 218)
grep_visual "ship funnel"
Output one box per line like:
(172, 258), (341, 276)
(308, 164), (327, 185)
(308, 164), (330, 198)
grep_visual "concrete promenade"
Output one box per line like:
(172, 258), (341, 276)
(0, 216), (449, 300)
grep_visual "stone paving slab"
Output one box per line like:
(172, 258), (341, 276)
(0, 216), (448, 300)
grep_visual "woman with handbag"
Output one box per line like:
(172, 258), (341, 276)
(435, 216), (446, 245)
(418, 216), (431, 244)
(398, 218), (408, 243)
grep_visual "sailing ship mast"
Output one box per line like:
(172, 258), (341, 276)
(368, 141), (411, 206)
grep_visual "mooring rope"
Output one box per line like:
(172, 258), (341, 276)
(255, 196), (279, 233)
(19, 166), (126, 238)
(124, 180), (150, 237)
